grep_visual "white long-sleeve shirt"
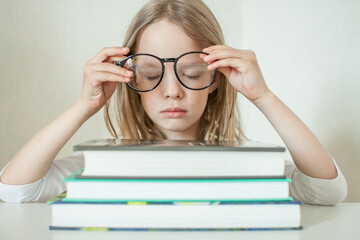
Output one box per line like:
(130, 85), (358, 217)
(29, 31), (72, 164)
(0, 152), (347, 205)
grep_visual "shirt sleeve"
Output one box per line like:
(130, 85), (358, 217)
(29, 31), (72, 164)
(0, 152), (84, 203)
(285, 156), (347, 205)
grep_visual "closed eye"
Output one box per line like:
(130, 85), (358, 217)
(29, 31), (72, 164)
(146, 75), (161, 81)
(183, 74), (200, 80)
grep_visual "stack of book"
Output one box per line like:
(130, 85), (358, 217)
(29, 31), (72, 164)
(48, 139), (302, 231)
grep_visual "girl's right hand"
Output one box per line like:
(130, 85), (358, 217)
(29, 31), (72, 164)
(79, 47), (133, 116)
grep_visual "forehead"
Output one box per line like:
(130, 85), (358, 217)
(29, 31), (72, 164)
(136, 18), (203, 58)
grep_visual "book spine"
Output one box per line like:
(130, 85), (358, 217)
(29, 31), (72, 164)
(49, 226), (303, 231)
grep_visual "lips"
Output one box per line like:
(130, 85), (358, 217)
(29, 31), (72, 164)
(161, 108), (187, 118)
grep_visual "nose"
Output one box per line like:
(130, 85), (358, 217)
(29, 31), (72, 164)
(160, 63), (184, 99)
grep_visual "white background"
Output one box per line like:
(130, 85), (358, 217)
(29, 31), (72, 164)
(0, 0), (359, 202)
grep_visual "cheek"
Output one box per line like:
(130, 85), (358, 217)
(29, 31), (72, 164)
(139, 94), (153, 116)
(190, 92), (209, 114)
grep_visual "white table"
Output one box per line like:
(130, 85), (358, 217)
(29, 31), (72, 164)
(0, 203), (359, 240)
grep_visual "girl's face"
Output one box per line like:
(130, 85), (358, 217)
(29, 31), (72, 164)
(136, 18), (217, 140)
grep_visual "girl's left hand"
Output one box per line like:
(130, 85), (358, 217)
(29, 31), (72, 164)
(202, 45), (269, 103)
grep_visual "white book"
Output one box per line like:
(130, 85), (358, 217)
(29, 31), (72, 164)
(49, 198), (301, 230)
(73, 139), (286, 178)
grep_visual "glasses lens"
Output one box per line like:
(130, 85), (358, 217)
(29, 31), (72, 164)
(123, 55), (162, 91)
(176, 52), (215, 89)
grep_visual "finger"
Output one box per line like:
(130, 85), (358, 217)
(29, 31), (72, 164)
(199, 53), (208, 59)
(202, 49), (235, 63)
(91, 71), (131, 83)
(207, 58), (250, 72)
(89, 47), (130, 64)
(203, 49), (255, 64)
(90, 62), (133, 78)
(202, 46), (232, 62)
(203, 45), (255, 61)
(104, 55), (128, 63)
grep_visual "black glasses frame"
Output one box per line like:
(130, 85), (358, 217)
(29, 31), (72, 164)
(115, 51), (218, 92)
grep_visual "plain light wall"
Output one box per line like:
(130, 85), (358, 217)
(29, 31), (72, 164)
(0, 0), (359, 202)
(238, 0), (360, 202)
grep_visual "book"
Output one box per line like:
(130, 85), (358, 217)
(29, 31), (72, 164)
(50, 139), (301, 232)
(63, 169), (292, 202)
(73, 139), (286, 178)
(49, 193), (302, 231)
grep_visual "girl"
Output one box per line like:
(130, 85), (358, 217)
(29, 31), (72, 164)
(0, 0), (346, 204)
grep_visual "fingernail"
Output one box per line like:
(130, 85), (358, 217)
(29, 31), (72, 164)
(126, 71), (133, 77)
(124, 77), (130, 81)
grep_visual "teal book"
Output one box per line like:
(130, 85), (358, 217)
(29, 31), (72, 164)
(48, 193), (302, 231)
(63, 169), (293, 202)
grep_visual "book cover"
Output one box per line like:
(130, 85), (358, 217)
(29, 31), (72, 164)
(49, 226), (303, 231)
(73, 138), (286, 152)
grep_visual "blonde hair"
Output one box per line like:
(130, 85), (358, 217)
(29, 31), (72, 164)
(104, 0), (246, 141)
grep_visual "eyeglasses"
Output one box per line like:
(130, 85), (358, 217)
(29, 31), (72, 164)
(114, 51), (218, 92)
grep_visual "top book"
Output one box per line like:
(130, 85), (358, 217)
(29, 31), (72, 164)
(73, 139), (286, 178)
(74, 139), (286, 152)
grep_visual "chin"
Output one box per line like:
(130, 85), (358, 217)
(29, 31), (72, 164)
(158, 121), (192, 132)
(163, 125), (189, 132)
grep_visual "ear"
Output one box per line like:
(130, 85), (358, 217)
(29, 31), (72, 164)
(208, 75), (219, 94)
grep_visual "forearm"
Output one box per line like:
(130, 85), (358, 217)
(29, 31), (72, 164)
(1, 100), (91, 185)
(202, 46), (337, 179)
(254, 90), (337, 179)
